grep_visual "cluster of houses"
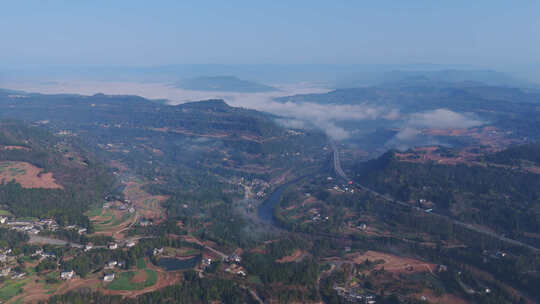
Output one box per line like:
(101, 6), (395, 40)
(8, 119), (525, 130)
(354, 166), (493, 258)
(223, 253), (246, 277)
(0, 248), (27, 280)
(0, 266), (26, 280)
(482, 250), (507, 260)
(308, 208), (329, 222)
(64, 224), (88, 235)
(61, 259), (123, 282)
(1, 217), (59, 235)
(224, 264), (246, 277)
(139, 218), (153, 227)
(232, 177), (270, 199)
(103, 200), (136, 214)
(0, 248), (13, 263)
(201, 257), (213, 269)
(333, 286), (376, 303)
(32, 249), (56, 261)
(83, 240), (132, 252)
(1, 247), (58, 280)
(105, 260), (124, 269)
(226, 253), (241, 264)
(331, 184), (355, 194)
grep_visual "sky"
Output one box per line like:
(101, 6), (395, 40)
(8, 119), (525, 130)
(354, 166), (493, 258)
(1, 1), (539, 67)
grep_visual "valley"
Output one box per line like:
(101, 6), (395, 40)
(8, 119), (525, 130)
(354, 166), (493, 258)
(0, 82), (539, 303)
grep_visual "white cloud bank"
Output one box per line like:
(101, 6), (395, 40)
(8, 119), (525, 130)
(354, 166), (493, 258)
(388, 109), (485, 149)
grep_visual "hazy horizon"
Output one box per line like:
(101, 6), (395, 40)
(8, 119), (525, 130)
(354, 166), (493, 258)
(2, 1), (539, 67)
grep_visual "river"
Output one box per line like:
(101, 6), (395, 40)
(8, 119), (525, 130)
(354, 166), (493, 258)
(257, 176), (306, 227)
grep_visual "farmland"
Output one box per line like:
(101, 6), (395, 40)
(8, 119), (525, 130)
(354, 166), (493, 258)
(106, 269), (158, 291)
(0, 161), (62, 189)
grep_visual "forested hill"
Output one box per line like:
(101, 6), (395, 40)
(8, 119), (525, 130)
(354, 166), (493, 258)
(484, 142), (540, 166)
(0, 91), (328, 192)
(353, 149), (540, 244)
(0, 92), (292, 140)
(0, 120), (116, 227)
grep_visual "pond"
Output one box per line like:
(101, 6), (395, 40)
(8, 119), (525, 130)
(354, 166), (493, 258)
(158, 256), (201, 271)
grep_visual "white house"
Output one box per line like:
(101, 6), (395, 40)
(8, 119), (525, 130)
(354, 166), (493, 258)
(108, 243), (118, 250)
(103, 273), (115, 282)
(84, 243), (93, 252)
(106, 261), (118, 268)
(61, 270), (74, 280)
(153, 248), (164, 256)
(0, 267), (11, 277)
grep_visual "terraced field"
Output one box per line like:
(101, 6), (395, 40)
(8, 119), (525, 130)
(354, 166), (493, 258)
(0, 278), (30, 302)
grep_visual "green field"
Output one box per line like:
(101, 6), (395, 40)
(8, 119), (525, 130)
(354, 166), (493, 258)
(106, 269), (157, 291)
(110, 213), (131, 226)
(85, 204), (104, 217)
(137, 258), (146, 270)
(143, 269), (158, 287)
(248, 275), (262, 284)
(0, 279), (29, 302)
(0, 209), (11, 215)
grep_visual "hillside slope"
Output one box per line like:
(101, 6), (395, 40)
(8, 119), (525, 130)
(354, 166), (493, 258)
(0, 121), (115, 227)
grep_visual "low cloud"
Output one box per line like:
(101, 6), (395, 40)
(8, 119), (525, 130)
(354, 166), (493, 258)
(386, 109), (485, 150)
(251, 101), (400, 140)
(395, 127), (421, 141)
(409, 108), (483, 129)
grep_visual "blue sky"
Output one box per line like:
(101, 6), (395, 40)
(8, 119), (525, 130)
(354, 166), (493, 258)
(1, 1), (539, 67)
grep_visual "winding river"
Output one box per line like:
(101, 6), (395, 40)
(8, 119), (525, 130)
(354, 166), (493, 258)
(257, 176), (306, 227)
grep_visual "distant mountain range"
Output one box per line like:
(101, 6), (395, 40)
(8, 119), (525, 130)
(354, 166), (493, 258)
(172, 76), (278, 93)
(6, 64), (537, 87)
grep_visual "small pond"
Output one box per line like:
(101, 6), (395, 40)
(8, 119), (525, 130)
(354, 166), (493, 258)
(158, 256), (200, 271)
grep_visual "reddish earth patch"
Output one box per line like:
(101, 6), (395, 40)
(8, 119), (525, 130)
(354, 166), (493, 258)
(1, 145), (29, 151)
(525, 166), (540, 174)
(276, 250), (304, 263)
(124, 181), (168, 223)
(131, 271), (148, 284)
(53, 277), (101, 297)
(8, 279), (50, 303)
(0, 161), (62, 189)
(351, 251), (436, 275)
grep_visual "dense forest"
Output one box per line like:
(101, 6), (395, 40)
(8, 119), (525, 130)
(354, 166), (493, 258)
(485, 141), (540, 165)
(353, 150), (540, 238)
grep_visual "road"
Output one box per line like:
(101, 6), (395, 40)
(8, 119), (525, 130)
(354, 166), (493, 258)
(330, 140), (348, 180)
(330, 142), (540, 254)
(204, 245), (228, 260)
(28, 234), (83, 248)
